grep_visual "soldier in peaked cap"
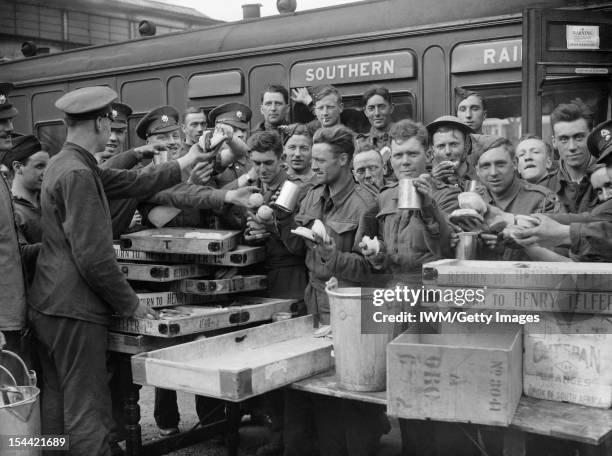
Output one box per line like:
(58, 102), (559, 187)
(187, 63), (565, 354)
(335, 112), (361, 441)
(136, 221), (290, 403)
(28, 86), (210, 456)
(96, 102), (133, 164)
(208, 102), (255, 189)
(136, 105), (183, 158)
(0, 82), (19, 177)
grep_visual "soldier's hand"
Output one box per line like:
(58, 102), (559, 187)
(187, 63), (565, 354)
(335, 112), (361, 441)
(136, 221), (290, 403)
(512, 214), (571, 248)
(431, 161), (456, 181)
(480, 233), (501, 250)
(313, 233), (335, 262)
(291, 87), (313, 106)
(188, 161), (214, 186)
(215, 123), (234, 139)
(95, 151), (115, 164)
(133, 144), (160, 161)
(413, 174), (434, 208)
(132, 302), (159, 320)
(225, 186), (261, 207)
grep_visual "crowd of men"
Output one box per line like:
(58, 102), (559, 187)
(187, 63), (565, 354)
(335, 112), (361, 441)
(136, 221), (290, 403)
(1, 78), (612, 456)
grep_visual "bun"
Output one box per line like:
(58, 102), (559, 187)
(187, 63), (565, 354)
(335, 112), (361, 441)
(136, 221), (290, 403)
(458, 192), (487, 214)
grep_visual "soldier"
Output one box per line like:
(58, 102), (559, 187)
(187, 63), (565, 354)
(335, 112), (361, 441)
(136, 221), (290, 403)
(513, 119), (612, 261)
(182, 106), (206, 150)
(276, 125), (388, 456)
(547, 98), (599, 213)
(516, 134), (555, 185)
(209, 102), (254, 188)
(473, 138), (561, 261)
(455, 87), (486, 134)
(3, 135), (48, 249)
(0, 82), (37, 376)
(282, 123), (315, 184)
(241, 131), (309, 455)
(291, 84), (346, 135)
(252, 85), (290, 136)
(352, 144), (386, 192)
(361, 119), (452, 275)
(28, 86), (206, 455)
(95, 102), (132, 164)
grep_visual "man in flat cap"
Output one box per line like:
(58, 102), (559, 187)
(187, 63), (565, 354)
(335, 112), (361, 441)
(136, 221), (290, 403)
(513, 119), (612, 261)
(28, 86), (210, 455)
(95, 102), (133, 164)
(3, 135), (48, 250)
(0, 82), (37, 374)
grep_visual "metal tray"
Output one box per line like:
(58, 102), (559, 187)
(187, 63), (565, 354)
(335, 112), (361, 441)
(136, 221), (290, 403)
(118, 262), (211, 282)
(120, 228), (240, 255)
(179, 275), (267, 295)
(111, 297), (298, 337)
(131, 316), (333, 401)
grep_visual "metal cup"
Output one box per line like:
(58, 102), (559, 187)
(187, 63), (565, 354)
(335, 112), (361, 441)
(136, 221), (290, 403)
(467, 180), (483, 193)
(456, 231), (479, 260)
(153, 148), (170, 165)
(273, 180), (300, 213)
(397, 178), (421, 210)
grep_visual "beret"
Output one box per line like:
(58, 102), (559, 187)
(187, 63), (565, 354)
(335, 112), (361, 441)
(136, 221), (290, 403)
(2, 135), (42, 167)
(588, 119), (612, 165)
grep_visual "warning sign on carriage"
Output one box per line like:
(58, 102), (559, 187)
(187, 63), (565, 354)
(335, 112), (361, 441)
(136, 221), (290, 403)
(566, 25), (600, 50)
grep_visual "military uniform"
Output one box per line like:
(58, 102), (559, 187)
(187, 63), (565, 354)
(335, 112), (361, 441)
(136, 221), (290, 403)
(279, 178), (378, 324)
(546, 158), (599, 214)
(479, 177), (562, 261)
(373, 181), (452, 276)
(29, 87), (184, 456)
(356, 125), (395, 180)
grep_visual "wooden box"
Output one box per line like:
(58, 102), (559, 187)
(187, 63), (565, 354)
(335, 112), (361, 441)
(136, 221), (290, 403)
(387, 326), (523, 426)
(524, 313), (612, 408)
(120, 228), (240, 255)
(114, 243), (265, 266)
(422, 259), (612, 291)
(422, 260), (612, 314)
(131, 316), (333, 401)
(118, 262), (211, 282)
(179, 275), (267, 295)
(111, 297), (297, 337)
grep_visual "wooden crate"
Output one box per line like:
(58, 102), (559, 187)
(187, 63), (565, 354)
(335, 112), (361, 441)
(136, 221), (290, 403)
(111, 297), (297, 337)
(387, 326), (523, 426)
(179, 275), (267, 295)
(118, 262), (211, 282)
(134, 291), (228, 308)
(131, 316), (333, 401)
(120, 228), (240, 255)
(114, 243), (265, 266)
(524, 313), (612, 408)
(421, 285), (612, 315)
(422, 259), (612, 291)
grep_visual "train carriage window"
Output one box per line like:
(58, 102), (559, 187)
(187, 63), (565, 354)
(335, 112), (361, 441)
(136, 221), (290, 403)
(127, 114), (146, 150)
(36, 121), (66, 157)
(458, 85), (522, 144)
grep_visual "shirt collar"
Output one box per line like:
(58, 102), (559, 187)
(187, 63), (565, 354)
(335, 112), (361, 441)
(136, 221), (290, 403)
(263, 168), (287, 192)
(328, 175), (356, 207)
(558, 156), (597, 183)
(483, 176), (522, 211)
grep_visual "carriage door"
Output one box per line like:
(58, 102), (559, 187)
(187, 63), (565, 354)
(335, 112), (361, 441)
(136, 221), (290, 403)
(522, 7), (612, 140)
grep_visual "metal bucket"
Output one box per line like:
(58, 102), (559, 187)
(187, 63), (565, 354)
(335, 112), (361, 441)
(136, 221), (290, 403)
(0, 351), (40, 456)
(325, 278), (395, 392)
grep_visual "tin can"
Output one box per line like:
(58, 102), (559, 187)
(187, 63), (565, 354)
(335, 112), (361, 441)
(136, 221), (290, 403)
(397, 178), (421, 210)
(153, 148), (170, 165)
(273, 180), (300, 213)
(467, 180), (483, 193)
(456, 231), (479, 260)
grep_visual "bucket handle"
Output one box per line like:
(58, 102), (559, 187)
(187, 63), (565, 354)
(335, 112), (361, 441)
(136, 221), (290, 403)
(325, 277), (338, 293)
(0, 350), (36, 387)
(0, 365), (17, 387)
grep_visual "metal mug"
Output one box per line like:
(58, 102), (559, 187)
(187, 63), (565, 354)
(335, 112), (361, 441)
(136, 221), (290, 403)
(273, 180), (300, 213)
(456, 231), (479, 260)
(153, 148), (170, 165)
(397, 178), (421, 210)
(467, 180), (483, 193)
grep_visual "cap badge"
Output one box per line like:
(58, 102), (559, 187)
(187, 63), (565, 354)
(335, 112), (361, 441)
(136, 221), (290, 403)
(236, 111), (243, 119)
(112, 109), (118, 119)
(601, 129), (611, 142)
(161, 114), (169, 123)
(0, 95), (5, 105)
